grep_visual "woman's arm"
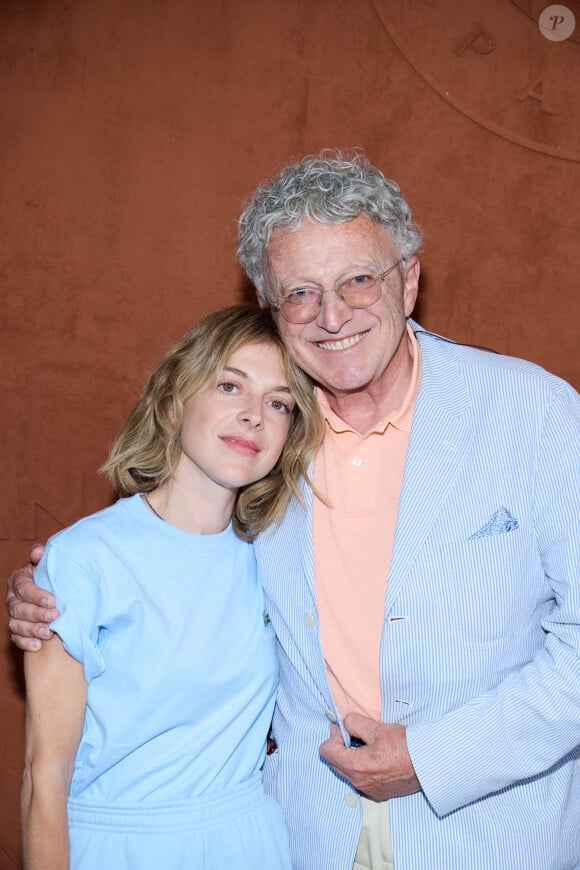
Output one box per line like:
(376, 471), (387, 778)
(22, 633), (87, 870)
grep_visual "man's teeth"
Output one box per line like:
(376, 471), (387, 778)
(317, 332), (366, 351)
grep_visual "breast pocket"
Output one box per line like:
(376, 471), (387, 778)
(451, 523), (544, 648)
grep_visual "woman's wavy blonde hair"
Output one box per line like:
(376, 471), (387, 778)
(102, 304), (324, 540)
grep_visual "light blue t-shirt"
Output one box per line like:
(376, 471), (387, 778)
(36, 493), (279, 802)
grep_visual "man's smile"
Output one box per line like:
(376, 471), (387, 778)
(315, 330), (369, 352)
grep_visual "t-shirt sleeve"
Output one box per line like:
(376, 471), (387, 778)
(36, 541), (106, 682)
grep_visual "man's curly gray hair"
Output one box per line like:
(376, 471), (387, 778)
(237, 149), (422, 304)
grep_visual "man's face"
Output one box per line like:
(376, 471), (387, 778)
(262, 215), (419, 398)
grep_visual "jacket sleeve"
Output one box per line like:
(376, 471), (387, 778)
(406, 382), (580, 816)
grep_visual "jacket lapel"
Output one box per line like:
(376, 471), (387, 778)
(385, 329), (475, 612)
(256, 481), (332, 699)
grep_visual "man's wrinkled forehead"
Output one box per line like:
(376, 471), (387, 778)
(263, 216), (396, 276)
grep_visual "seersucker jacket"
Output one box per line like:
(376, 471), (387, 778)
(254, 322), (580, 870)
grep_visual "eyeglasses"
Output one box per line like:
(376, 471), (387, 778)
(270, 260), (403, 324)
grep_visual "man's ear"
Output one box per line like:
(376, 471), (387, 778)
(259, 255), (277, 311)
(403, 256), (420, 317)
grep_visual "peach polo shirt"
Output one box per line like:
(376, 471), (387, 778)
(313, 326), (421, 720)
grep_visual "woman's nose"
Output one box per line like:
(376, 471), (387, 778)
(238, 400), (264, 428)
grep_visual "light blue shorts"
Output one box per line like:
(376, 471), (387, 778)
(68, 775), (292, 869)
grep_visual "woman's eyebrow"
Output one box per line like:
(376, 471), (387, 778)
(222, 366), (292, 394)
(221, 365), (247, 379)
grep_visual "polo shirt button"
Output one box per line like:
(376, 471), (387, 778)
(345, 792), (359, 808)
(352, 456), (363, 467)
(304, 612), (316, 629)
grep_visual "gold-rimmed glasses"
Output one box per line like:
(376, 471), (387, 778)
(270, 260), (403, 324)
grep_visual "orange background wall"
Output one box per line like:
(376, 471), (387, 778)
(1, 1), (578, 864)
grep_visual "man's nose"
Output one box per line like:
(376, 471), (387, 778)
(316, 289), (355, 333)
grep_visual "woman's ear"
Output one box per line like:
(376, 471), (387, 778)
(166, 397), (176, 424)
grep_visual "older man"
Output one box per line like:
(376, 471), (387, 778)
(8, 152), (580, 869)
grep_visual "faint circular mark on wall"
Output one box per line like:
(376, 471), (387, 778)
(370, 0), (580, 162)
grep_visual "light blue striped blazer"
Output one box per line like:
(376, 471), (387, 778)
(254, 323), (580, 870)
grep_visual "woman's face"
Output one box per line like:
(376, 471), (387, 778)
(174, 340), (295, 497)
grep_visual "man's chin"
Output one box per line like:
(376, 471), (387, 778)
(314, 373), (376, 398)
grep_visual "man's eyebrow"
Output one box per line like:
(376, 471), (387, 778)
(221, 366), (292, 394)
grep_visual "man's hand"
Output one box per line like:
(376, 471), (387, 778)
(5, 544), (58, 651)
(319, 713), (421, 800)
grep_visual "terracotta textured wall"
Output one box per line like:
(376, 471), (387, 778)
(1, 1), (578, 864)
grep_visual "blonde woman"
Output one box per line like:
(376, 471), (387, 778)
(22, 304), (323, 870)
